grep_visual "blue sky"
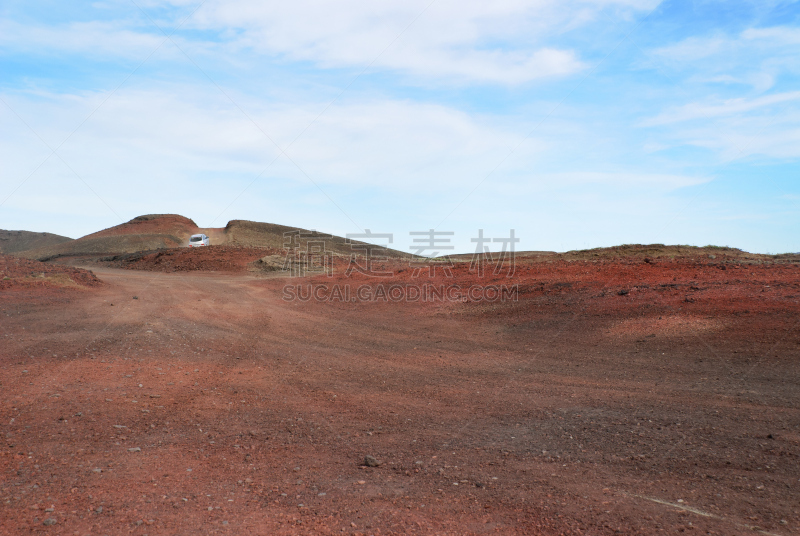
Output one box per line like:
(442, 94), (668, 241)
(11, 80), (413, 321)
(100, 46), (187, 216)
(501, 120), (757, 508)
(1, 0), (798, 253)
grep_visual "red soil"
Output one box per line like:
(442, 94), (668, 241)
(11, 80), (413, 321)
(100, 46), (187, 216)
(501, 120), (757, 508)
(105, 246), (277, 273)
(0, 256), (798, 535)
(0, 254), (101, 291)
(288, 254), (800, 319)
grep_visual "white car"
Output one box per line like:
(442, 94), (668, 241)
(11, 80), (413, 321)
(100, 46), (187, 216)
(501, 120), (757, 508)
(189, 234), (210, 247)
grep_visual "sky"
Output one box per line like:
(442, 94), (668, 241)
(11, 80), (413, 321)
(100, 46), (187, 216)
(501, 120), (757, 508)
(1, 0), (798, 254)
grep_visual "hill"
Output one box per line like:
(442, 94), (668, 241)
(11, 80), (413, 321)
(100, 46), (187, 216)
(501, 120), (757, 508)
(556, 243), (796, 262)
(452, 243), (799, 265)
(18, 214), (201, 261)
(83, 214), (199, 240)
(223, 219), (408, 257)
(17, 215), (794, 266)
(0, 230), (73, 255)
(17, 215), (410, 262)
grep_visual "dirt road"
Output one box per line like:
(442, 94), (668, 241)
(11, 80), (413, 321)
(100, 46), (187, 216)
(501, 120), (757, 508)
(1, 262), (799, 535)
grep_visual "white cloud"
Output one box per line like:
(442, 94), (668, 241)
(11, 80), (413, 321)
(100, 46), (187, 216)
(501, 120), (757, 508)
(540, 171), (708, 190)
(639, 21), (800, 161)
(646, 24), (800, 94)
(653, 25), (800, 65)
(2, 82), (705, 242)
(0, 0), (658, 86)
(643, 91), (800, 126)
(684, 116), (800, 160)
(184, 0), (659, 84)
(0, 86), (542, 201)
(642, 105), (800, 161)
(651, 35), (729, 63)
(0, 18), (166, 60)
(697, 72), (775, 92)
(742, 26), (800, 45)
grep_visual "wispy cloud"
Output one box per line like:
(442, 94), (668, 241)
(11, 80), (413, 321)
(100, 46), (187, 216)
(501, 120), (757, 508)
(643, 91), (800, 126)
(0, 19), (165, 60)
(540, 171), (709, 190)
(742, 26), (800, 45)
(183, 0), (608, 84)
(638, 20), (800, 162)
(2, 0), (659, 85)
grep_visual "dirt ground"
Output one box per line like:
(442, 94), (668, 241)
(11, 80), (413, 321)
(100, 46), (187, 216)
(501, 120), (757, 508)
(1, 252), (799, 535)
(102, 246), (276, 274)
(0, 255), (102, 291)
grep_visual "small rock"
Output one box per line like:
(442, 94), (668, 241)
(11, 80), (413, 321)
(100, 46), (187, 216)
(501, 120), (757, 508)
(128, 447), (141, 452)
(95, 506), (103, 513)
(364, 455), (380, 467)
(43, 518), (56, 526)
(133, 296), (138, 300)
